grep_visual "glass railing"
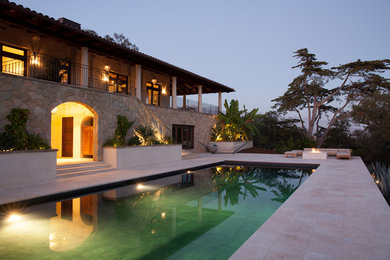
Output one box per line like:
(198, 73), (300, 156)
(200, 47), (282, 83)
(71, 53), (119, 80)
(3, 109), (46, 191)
(176, 96), (219, 115)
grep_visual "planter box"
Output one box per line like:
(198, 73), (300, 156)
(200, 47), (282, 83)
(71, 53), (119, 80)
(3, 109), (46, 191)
(0, 149), (57, 187)
(209, 141), (253, 154)
(103, 144), (182, 170)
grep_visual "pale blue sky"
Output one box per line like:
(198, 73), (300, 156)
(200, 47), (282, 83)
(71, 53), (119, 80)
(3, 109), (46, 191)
(15, 0), (390, 112)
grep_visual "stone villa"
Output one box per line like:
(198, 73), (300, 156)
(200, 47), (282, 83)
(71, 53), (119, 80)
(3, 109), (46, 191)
(0, 0), (234, 160)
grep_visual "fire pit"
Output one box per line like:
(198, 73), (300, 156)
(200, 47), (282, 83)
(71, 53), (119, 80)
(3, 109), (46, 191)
(302, 148), (328, 159)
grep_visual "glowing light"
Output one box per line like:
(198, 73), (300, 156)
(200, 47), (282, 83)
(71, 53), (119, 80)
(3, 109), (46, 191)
(311, 148), (320, 153)
(161, 87), (167, 95)
(312, 169), (316, 173)
(376, 180), (380, 184)
(31, 56), (39, 65)
(7, 213), (22, 223)
(151, 78), (157, 84)
(151, 229), (156, 234)
(136, 184), (144, 190)
(161, 212), (166, 219)
(104, 65), (110, 71)
(103, 74), (109, 82)
(186, 170), (191, 174)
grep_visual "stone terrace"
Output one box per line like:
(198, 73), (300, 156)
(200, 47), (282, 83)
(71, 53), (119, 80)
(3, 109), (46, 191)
(0, 153), (389, 259)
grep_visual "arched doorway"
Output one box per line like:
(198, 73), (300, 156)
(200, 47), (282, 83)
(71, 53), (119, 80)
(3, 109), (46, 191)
(51, 102), (96, 161)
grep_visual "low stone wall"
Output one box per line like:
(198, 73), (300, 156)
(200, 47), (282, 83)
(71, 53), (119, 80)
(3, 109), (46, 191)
(0, 149), (57, 187)
(103, 144), (182, 170)
(210, 141), (253, 153)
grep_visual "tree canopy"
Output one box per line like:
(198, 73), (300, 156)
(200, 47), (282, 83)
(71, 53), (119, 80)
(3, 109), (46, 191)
(84, 29), (139, 51)
(272, 48), (390, 147)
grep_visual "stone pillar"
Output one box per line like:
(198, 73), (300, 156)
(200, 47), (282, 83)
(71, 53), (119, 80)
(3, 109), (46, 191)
(135, 64), (142, 101)
(172, 76), (177, 109)
(81, 47), (88, 86)
(183, 94), (186, 109)
(198, 85), (202, 113)
(218, 92), (222, 112)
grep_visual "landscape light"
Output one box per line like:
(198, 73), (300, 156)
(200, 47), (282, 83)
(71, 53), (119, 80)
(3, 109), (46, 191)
(7, 213), (22, 223)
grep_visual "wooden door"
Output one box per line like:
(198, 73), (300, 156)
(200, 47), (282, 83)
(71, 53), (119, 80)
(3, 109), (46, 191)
(62, 117), (73, 157)
(82, 126), (93, 157)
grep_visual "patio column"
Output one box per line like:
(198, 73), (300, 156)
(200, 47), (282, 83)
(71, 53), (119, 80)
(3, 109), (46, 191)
(183, 94), (186, 109)
(172, 76), (177, 109)
(198, 85), (203, 113)
(135, 64), (142, 101)
(81, 47), (88, 86)
(218, 92), (222, 112)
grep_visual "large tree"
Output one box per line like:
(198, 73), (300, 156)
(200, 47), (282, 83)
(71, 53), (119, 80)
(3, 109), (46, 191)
(272, 48), (390, 147)
(351, 92), (390, 163)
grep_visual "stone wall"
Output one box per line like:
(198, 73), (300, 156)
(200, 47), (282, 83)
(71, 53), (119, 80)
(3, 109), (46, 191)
(0, 73), (216, 160)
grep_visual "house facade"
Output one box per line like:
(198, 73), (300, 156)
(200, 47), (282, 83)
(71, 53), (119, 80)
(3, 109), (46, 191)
(0, 1), (234, 160)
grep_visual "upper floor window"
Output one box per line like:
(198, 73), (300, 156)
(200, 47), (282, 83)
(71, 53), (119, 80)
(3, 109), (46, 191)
(0, 44), (26, 76)
(146, 82), (161, 106)
(108, 71), (128, 94)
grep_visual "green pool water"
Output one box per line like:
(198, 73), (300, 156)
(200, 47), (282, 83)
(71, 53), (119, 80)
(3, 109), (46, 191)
(0, 165), (312, 260)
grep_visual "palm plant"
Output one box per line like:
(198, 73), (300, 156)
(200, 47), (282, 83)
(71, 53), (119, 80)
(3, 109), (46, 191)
(134, 125), (157, 145)
(211, 100), (259, 141)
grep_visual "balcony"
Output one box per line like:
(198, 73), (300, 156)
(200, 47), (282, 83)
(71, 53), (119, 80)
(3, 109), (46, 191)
(1, 54), (220, 115)
(1, 54), (132, 95)
(176, 97), (219, 115)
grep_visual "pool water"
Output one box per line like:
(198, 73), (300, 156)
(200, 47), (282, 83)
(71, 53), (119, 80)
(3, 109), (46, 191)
(0, 165), (312, 260)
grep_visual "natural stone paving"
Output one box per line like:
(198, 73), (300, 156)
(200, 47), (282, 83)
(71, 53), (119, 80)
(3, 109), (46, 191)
(0, 153), (389, 259)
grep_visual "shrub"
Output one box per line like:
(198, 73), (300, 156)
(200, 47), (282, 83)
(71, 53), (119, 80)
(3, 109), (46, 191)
(367, 162), (390, 205)
(128, 135), (142, 146)
(134, 125), (157, 145)
(104, 115), (134, 147)
(211, 99), (259, 141)
(0, 108), (49, 151)
(162, 135), (174, 145)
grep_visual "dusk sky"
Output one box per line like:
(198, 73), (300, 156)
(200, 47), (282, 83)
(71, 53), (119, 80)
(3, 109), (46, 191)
(15, 0), (390, 113)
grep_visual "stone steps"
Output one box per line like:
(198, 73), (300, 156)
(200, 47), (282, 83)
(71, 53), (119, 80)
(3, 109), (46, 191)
(56, 161), (114, 178)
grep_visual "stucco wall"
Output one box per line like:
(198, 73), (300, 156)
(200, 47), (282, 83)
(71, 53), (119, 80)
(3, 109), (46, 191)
(103, 145), (182, 170)
(0, 149), (57, 187)
(0, 73), (215, 160)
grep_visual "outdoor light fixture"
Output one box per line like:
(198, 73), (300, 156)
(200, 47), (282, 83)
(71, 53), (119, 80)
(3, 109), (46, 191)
(151, 78), (157, 84)
(161, 212), (166, 219)
(104, 65), (110, 71)
(161, 87), (167, 95)
(7, 213), (22, 223)
(136, 184), (144, 190)
(31, 55), (39, 65)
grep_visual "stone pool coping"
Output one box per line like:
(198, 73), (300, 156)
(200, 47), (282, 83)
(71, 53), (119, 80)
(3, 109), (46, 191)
(0, 153), (389, 259)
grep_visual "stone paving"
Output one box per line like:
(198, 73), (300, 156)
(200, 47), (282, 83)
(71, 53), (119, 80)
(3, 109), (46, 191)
(0, 153), (389, 259)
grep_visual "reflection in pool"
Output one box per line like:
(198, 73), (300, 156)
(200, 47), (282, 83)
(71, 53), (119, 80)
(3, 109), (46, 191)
(0, 165), (312, 259)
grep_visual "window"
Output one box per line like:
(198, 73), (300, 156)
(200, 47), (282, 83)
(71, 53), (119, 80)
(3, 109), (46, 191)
(0, 43), (26, 76)
(108, 71), (128, 94)
(172, 125), (194, 149)
(146, 82), (161, 106)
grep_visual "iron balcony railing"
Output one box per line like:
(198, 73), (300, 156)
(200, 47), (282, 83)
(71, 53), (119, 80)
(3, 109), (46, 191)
(1, 55), (131, 94)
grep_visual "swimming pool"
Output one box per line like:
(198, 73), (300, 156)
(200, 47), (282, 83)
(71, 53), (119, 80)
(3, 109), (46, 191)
(0, 164), (313, 259)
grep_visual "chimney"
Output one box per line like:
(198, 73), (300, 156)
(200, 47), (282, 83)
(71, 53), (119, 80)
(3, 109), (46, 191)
(58, 17), (81, 30)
